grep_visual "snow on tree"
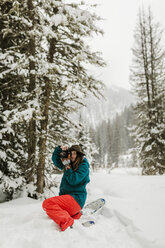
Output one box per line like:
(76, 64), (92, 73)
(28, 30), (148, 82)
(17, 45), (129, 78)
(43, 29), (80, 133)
(130, 7), (165, 175)
(0, 0), (105, 199)
(35, 0), (106, 195)
(75, 114), (99, 166)
(90, 106), (135, 168)
(0, 0), (35, 199)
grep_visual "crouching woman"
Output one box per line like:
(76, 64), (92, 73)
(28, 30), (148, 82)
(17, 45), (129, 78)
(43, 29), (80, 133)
(42, 145), (90, 231)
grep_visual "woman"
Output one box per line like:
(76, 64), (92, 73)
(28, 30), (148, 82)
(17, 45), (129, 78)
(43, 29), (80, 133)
(42, 145), (90, 231)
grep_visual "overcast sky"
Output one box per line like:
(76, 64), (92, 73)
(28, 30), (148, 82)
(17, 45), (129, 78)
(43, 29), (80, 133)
(86, 0), (165, 90)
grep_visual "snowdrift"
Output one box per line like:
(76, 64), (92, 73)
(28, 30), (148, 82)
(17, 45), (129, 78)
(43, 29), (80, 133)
(0, 169), (165, 248)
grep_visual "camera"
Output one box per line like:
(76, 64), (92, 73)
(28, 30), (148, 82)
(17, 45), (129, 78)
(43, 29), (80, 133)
(59, 149), (71, 159)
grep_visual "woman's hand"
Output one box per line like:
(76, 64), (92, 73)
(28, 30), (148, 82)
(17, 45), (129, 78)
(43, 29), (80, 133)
(65, 165), (71, 170)
(61, 145), (68, 151)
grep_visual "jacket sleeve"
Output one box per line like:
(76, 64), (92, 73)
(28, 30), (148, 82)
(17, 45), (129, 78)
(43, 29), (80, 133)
(52, 146), (64, 170)
(64, 161), (89, 186)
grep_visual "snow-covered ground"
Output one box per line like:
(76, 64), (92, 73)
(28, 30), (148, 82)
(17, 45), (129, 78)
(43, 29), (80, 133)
(0, 168), (165, 248)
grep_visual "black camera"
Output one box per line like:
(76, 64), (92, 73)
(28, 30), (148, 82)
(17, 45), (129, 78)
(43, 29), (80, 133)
(59, 149), (71, 159)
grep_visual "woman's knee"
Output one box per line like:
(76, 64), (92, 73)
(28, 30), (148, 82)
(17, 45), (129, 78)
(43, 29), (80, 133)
(42, 197), (58, 210)
(42, 198), (50, 211)
(42, 198), (49, 210)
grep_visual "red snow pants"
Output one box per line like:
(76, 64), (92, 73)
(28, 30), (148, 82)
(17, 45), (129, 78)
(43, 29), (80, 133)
(42, 195), (82, 231)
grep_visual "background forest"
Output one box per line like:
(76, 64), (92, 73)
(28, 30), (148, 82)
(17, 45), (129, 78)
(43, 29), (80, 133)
(0, 1), (165, 202)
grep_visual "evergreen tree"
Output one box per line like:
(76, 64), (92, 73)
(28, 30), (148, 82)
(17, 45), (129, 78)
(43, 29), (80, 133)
(106, 120), (113, 166)
(130, 7), (165, 175)
(0, 0), (31, 199)
(90, 106), (135, 167)
(76, 114), (98, 167)
(111, 115), (121, 164)
(0, 0), (47, 197)
(35, 0), (105, 194)
(0, 0), (105, 199)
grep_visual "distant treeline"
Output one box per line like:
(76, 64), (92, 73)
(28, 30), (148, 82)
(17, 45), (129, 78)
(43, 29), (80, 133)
(90, 105), (135, 167)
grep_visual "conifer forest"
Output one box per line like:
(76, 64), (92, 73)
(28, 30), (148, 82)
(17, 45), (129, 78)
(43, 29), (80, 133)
(0, 1), (165, 201)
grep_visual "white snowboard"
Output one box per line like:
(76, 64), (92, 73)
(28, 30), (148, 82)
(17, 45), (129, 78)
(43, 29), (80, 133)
(81, 198), (106, 227)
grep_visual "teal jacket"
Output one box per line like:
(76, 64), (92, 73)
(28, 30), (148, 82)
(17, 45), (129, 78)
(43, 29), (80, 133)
(52, 146), (90, 209)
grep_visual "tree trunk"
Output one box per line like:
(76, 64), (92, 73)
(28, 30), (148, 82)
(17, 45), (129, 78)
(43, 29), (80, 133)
(36, 38), (55, 193)
(140, 13), (151, 115)
(36, 79), (51, 193)
(27, 0), (36, 182)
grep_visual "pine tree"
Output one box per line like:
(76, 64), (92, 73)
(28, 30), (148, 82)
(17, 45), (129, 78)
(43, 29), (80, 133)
(0, 0), (32, 198)
(106, 120), (113, 166)
(111, 115), (121, 164)
(90, 106), (135, 168)
(35, 0), (105, 194)
(0, 0), (106, 199)
(130, 7), (165, 175)
(76, 114), (99, 166)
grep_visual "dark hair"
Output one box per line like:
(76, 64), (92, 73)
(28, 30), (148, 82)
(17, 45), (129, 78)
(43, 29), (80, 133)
(70, 152), (83, 171)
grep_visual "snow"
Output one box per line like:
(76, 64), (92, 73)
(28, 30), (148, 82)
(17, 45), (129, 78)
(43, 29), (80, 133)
(51, 14), (67, 27)
(0, 169), (165, 248)
(0, 151), (7, 160)
(110, 167), (142, 176)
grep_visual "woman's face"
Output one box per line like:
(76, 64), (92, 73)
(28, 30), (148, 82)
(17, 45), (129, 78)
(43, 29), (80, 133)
(71, 151), (77, 162)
